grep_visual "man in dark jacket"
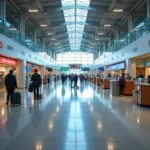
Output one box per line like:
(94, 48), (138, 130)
(61, 74), (66, 85)
(31, 69), (42, 99)
(5, 70), (17, 105)
(74, 74), (78, 88)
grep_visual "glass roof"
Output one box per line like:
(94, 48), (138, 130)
(61, 0), (90, 51)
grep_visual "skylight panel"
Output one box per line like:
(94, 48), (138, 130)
(62, 0), (90, 51)
(77, 0), (90, 6)
(62, 0), (75, 6)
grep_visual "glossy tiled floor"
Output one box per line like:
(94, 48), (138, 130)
(0, 80), (150, 150)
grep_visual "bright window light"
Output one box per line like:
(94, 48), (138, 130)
(61, 0), (91, 51)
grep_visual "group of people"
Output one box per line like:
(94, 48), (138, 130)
(5, 69), (42, 105)
(118, 71), (150, 96)
(60, 73), (88, 88)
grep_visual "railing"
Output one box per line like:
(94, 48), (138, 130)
(0, 17), (44, 52)
(107, 17), (150, 52)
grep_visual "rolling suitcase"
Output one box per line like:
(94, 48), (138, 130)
(38, 87), (42, 100)
(12, 92), (21, 105)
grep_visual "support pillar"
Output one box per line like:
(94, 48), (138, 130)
(128, 14), (133, 32)
(41, 38), (45, 51)
(104, 66), (108, 78)
(16, 60), (26, 88)
(33, 28), (37, 46)
(40, 66), (46, 77)
(20, 15), (25, 34)
(0, 0), (6, 20)
(104, 40), (108, 51)
(126, 59), (136, 79)
(116, 29), (120, 42)
(147, 0), (150, 17)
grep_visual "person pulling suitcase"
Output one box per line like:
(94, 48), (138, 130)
(5, 70), (17, 106)
(31, 69), (42, 100)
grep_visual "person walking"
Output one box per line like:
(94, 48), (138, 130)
(119, 73), (126, 96)
(47, 74), (50, 84)
(31, 69), (42, 99)
(74, 74), (78, 88)
(70, 74), (74, 88)
(5, 70), (17, 105)
(80, 74), (84, 84)
(61, 74), (66, 85)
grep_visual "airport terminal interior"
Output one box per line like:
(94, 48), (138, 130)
(1, 0), (150, 149)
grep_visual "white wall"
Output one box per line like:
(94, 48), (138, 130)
(0, 34), (59, 69)
(93, 32), (150, 69)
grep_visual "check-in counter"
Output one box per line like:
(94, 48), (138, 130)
(110, 80), (135, 96)
(124, 81), (135, 95)
(103, 79), (111, 89)
(110, 80), (120, 96)
(97, 78), (101, 86)
(94, 77), (97, 84)
(134, 83), (150, 107)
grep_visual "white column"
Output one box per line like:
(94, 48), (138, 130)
(40, 66), (46, 77)
(0, 0), (6, 20)
(147, 0), (150, 17)
(126, 59), (136, 78)
(16, 60), (26, 88)
(104, 66), (108, 78)
(128, 14), (133, 32)
(20, 15), (25, 34)
(116, 29), (120, 42)
(33, 28), (37, 46)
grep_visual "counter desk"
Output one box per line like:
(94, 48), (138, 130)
(110, 80), (135, 96)
(94, 77), (97, 84)
(96, 78), (101, 86)
(133, 83), (150, 107)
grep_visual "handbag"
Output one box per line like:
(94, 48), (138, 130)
(28, 83), (34, 92)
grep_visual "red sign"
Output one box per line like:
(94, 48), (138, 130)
(71, 65), (80, 68)
(0, 42), (3, 48)
(0, 57), (17, 66)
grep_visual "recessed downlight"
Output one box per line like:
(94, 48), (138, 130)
(113, 9), (123, 12)
(48, 32), (53, 35)
(104, 24), (111, 27)
(40, 24), (48, 27)
(98, 33), (104, 35)
(29, 9), (38, 13)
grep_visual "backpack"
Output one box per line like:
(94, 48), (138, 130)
(119, 77), (125, 85)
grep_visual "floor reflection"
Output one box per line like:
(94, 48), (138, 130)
(0, 81), (150, 150)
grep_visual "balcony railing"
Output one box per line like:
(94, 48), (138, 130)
(107, 17), (150, 52)
(0, 17), (44, 53)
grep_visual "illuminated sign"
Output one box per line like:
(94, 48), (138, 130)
(0, 57), (17, 66)
(0, 42), (3, 48)
(108, 63), (125, 70)
(71, 65), (80, 68)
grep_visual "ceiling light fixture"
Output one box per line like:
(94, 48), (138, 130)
(48, 33), (53, 35)
(98, 33), (104, 35)
(40, 24), (48, 27)
(133, 28), (139, 31)
(29, 9), (38, 13)
(104, 24), (111, 27)
(51, 38), (56, 40)
(9, 28), (17, 31)
(113, 9), (123, 12)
